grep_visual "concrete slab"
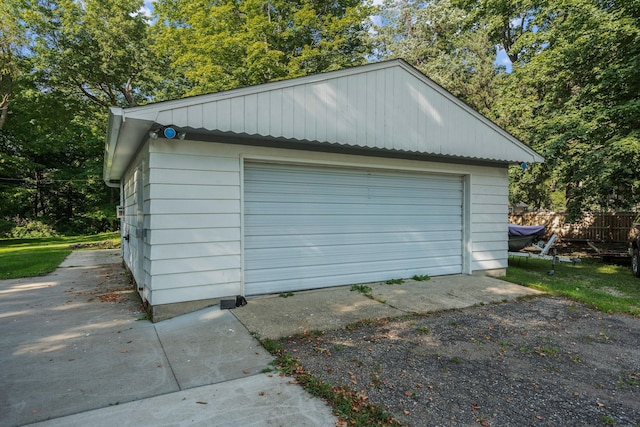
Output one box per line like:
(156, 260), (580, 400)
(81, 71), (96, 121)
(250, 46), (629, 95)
(1, 249), (334, 427)
(58, 249), (122, 268)
(28, 374), (337, 427)
(0, 321), (177, 425)
(369, 275), (543, 313)
(154, 307), (273, 390)
(233, 275), (543, 341)
(232, 286), (407, 340)
(0, 257), (173, 427)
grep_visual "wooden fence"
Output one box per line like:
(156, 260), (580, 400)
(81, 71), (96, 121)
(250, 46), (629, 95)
(509, 212), (637, 243)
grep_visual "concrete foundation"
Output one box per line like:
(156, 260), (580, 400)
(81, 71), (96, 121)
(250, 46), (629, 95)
(150, 298), (222, 322)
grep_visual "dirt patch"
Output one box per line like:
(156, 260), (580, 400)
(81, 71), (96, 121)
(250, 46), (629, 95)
(282, 297), (640, 426)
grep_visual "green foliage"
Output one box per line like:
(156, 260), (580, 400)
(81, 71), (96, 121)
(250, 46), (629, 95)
(454, 0), (541, 64)
(373, 0), (503, 115)
(0, 73), (117, 234)
(25, 0), (155, 107)
(350, 284), (372, 293)
(5, 218), (58, 239)
(490, 0), (640, 214)
(0, 0), (30, 130)
(152, 0), (373, 96)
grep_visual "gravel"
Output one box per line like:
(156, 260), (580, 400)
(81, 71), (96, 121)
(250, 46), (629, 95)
(282, 296), (640, 426)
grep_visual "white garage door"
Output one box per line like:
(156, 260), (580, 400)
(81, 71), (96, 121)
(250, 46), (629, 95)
(244, 163), (463, 295)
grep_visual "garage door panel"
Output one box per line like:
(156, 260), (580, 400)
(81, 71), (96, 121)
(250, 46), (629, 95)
(246, 249), (462, 271)
(245, 225), (462, 238)
(246, 202), (461, 216)
(249, 167), (460, 185)
(245, 255), (463, 284)
(246, 214), (462, 227)
(245, 230), (462, 249)
(244, 163), (463, 295)
(245, 240), (462, 264)
(247, 182), (462, 200)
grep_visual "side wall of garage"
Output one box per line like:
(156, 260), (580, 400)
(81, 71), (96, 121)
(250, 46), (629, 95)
(120, 141), (151, 303)
(139, 139), (508, 306)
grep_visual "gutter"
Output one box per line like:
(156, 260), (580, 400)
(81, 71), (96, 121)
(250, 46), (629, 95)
(104, 107), (124, 187)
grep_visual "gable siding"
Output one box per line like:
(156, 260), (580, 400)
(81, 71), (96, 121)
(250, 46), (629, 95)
(151, 64), (540, 164)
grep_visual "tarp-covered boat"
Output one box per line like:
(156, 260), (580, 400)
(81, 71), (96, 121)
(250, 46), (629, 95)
(508, 224), (546, 252)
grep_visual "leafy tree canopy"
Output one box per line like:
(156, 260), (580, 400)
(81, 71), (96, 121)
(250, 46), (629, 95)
(373, 0), (503, 115)
(152, 0), (374, 96)
(491, 0), (640, 216)
(25, 0), (154, 107)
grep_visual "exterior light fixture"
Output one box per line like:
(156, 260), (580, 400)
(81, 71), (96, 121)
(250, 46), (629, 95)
(149, 126), (184, 140)
(163, 127), (177, 139)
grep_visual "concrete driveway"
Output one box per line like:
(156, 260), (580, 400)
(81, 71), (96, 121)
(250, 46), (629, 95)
(0, 250), (335, 427)
(0, 250), (541, 426)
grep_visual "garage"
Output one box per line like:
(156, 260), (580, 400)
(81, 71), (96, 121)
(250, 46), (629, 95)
(104, 59), (544, 320)
(244, 162), (463, 295)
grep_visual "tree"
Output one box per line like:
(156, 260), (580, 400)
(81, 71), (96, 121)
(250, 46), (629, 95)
(0, 0), (29, 130)
(151, 0), (373, 96)
(25, 0), (154, 107)
(454, 0), (542, 64)
(0, 0), (152, 235)
(373, 0), (503, 115)
(0, 70), (116, 233)
(492, 0), (640, 216)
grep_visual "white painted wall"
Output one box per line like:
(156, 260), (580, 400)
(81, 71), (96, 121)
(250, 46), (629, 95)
(123, 139), (509, 306)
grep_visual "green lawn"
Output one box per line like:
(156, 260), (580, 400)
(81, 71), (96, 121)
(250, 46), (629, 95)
(504, 256), (640, 316)
(0, 232), (120, 280)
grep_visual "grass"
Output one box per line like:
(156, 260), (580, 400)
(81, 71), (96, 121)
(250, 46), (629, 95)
(350, 284), (372, 294)
(504, 256), (640, 316)
(0, 232), (120, 280)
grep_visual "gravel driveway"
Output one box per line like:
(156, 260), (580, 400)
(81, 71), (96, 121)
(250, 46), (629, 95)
(282, 296), (640, 426)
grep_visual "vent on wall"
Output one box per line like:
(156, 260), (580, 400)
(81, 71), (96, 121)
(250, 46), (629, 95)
(116, 206), (125, 218)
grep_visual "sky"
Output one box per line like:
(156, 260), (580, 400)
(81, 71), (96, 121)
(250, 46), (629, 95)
(495, 48), (513, 72)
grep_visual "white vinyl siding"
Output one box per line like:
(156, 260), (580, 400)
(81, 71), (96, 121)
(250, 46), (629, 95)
(244, 163), (463, 295)
(144, 143), (242, 305)
(120, 144), (150, 298)
(470, 169), (509, 271)
(124, 140), (509, 307)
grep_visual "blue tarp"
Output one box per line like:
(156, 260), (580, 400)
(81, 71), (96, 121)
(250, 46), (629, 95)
(508, 224), (546, 237)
